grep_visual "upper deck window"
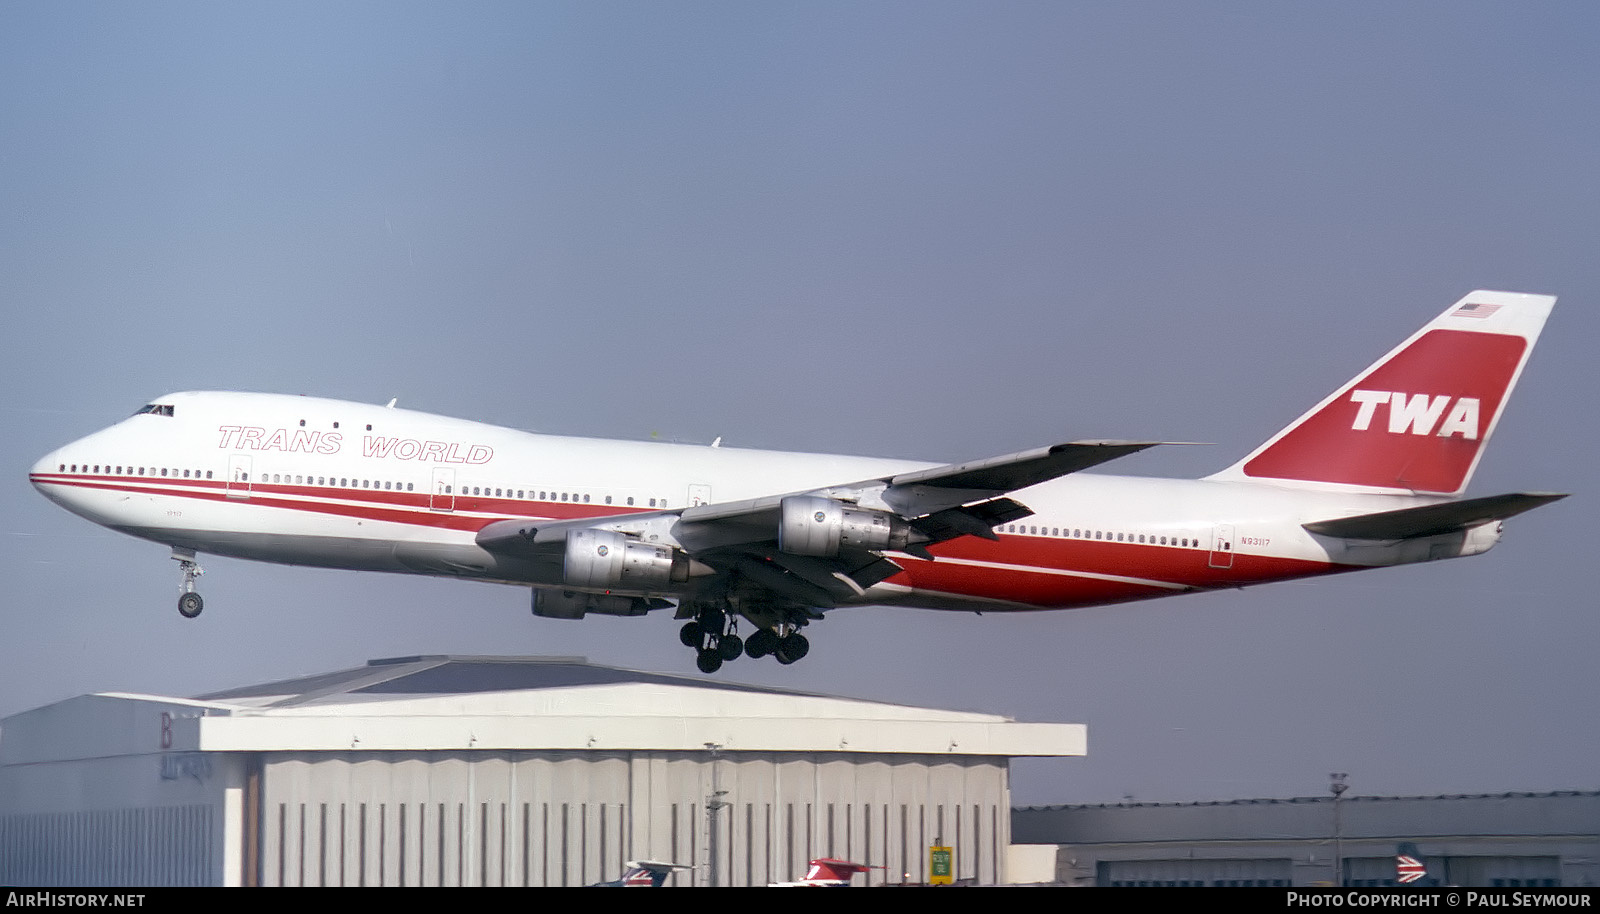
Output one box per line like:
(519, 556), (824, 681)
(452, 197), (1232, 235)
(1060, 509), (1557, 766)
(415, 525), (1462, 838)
(134, 404), (174, 417)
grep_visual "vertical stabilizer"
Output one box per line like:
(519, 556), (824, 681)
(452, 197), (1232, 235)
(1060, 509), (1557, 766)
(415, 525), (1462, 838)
(1209, 290), (1554, 496)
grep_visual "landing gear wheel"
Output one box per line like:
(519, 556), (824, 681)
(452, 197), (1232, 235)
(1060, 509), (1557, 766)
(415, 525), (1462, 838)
(745, 629), (779, 659)
(696, 648), (724, 675)
(775, 633), (810, 665)
(172, 549), (206, 618)
(718, 633), (743, 661)
(679, 621), (704, 648)
(177, 592), (204, 619)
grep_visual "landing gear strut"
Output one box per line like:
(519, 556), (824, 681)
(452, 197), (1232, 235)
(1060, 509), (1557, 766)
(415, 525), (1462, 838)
(677, 602), (812, 673)
(173, 548), (205, 619)
(747, 626), (807, 664)
(679, 604), (743, 674)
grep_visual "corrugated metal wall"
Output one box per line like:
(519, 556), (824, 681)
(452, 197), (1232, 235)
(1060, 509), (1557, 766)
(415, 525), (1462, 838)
(0, 806), (213, 886)
(258, 750), (1009, 886)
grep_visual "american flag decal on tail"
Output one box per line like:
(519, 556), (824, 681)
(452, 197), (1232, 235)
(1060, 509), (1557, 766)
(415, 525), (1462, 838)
(1453, 301), (1502, 319)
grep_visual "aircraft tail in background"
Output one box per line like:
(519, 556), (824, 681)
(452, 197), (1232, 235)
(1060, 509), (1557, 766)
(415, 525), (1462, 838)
(1396, 842), (1433, 885)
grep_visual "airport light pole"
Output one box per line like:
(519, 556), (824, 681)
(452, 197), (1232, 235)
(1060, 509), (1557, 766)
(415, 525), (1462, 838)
(1330, 773), (1349, 887)
(706, 743), (728, 887)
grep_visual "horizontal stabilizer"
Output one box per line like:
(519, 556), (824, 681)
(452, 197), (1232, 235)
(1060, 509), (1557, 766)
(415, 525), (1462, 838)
(1303, 492), (1566, 540)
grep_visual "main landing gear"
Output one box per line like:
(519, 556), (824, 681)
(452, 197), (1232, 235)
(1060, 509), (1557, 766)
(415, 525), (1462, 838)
(678, 603), (810, 674)
(172, 548), (205, 619)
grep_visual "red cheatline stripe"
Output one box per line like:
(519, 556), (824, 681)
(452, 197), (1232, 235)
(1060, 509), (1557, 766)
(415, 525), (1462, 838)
(30, 474), (640, 532)
(33, 475), (1344, 606)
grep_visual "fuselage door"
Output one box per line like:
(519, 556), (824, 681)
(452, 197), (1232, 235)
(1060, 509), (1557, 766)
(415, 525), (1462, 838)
(688, 483), (712, 507)
(1209, 523), (1236, 569)
(431, 467), (456, 512)
(227, 455), (252, 499)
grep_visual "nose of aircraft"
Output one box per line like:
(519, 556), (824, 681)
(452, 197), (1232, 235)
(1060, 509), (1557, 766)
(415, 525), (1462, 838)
(30, 446), (71, 504)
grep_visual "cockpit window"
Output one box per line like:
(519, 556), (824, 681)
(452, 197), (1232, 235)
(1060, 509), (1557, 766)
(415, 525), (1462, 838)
(134, 404), (175, 417)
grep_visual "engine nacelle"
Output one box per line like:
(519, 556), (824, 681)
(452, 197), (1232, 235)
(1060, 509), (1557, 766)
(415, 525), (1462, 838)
(563, 528), (687, 591)
(778, 495), (911, 558)
(532, 588), (650, 620)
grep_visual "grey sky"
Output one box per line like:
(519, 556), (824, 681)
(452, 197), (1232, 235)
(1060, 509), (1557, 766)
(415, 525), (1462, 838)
(2, 2), (1595, 805)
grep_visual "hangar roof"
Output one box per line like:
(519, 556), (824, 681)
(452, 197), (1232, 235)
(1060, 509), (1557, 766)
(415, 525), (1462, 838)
(2, 656), (1085, 764)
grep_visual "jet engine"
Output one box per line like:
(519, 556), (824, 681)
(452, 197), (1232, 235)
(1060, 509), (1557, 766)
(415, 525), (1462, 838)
(777, 495), (913, 558)
(532, 588), (653, 619)
(563, 528), (689, 591)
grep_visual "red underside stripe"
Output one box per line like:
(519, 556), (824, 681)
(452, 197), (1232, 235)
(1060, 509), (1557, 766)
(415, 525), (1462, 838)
(33, 474), (1340, 607)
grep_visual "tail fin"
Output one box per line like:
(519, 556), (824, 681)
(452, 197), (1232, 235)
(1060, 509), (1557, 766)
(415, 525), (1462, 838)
(1209, 290), (1555, 496)
(1396, 842), (1431, 885)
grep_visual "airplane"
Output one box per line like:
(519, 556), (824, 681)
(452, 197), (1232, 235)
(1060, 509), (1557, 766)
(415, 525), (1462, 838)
(591, 860), (692, 887)
(771, 858), (878, 887)
(30, 290), (1564, 674)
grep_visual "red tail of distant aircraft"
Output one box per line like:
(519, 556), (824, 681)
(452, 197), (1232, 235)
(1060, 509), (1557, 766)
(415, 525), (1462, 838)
(31, 290), (1563, 673)
(771, 858), (878, 887)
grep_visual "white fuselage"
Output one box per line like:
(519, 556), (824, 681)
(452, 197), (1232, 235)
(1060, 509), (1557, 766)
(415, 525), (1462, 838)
(29, 391), (1496, 613)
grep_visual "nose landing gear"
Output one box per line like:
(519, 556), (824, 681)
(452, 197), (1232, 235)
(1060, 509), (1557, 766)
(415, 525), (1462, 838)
(172, 548), (205, 618)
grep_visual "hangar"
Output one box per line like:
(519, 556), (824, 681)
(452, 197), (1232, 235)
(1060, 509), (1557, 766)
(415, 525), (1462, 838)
(0, 655), (1084, 887)
(1013, 792), (1600, 886)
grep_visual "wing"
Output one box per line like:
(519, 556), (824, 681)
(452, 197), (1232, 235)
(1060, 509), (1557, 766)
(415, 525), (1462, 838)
(476, 440), (1176, 609)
